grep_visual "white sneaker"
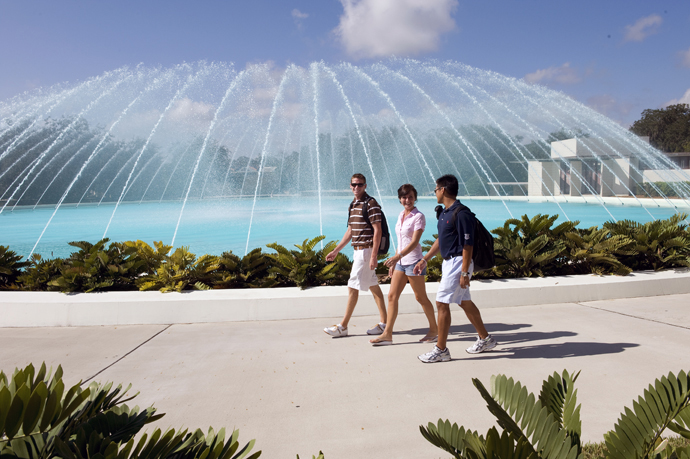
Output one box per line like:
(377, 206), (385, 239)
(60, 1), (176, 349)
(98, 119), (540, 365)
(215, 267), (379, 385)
(366, 323), (386, 335)
(418, 345), (451, 363)
(324, 324), (348, 338)
(466, 335), (497, 354)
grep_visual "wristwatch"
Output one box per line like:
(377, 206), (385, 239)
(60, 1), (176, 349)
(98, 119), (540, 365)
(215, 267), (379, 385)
(461, 271), (470, 277)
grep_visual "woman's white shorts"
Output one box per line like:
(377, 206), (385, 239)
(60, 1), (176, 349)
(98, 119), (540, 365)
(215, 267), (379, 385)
(436, 257), (474, 304)
(347, 247), (379, 291)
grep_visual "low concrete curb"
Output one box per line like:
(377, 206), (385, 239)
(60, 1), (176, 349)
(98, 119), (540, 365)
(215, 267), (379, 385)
(1, 268), (688, 327)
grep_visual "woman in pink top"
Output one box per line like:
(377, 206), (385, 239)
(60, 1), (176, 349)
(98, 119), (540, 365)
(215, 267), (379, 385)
(370, 184), (438, 345)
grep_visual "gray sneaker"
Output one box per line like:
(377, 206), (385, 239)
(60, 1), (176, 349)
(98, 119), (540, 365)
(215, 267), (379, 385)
(366, 322), (386, 335)
(466, 335), (497, 354)
(418, 345), (451, 363)
(324, 324), (348, 338)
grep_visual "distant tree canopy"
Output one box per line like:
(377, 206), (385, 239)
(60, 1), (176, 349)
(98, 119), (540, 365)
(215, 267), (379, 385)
(629, 103), (690, 152)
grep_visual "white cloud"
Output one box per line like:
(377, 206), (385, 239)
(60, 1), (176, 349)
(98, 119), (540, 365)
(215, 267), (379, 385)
(168, 98), (215, 122)
(334, 0), (457, 60)
(292, 8), (308, 29)
(623, 14), (662, 43)
(586, 94), (634, 124)
(292, 9), (308, 19)
(680, 47), (690, 68)
(524, 63), (581, 85)
(665, 88), (690, 106)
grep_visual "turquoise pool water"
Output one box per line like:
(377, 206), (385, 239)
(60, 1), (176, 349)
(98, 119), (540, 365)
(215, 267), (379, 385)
(1, 196), (685, 259)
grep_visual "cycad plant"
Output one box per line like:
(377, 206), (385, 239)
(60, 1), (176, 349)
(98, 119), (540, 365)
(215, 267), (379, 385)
(214, 249), (279, 289)
(122, 240), (171, 274)
(48, 239), (147, 293)
(266, 236), (346, 289)
(603, 213), (690, 271)
(560, 227), (634, 276)
(0, 363), (260, 459)
(421, 369), (690, 459)
(0, 245), (30, 290)
(492, 215), (578, 278)
(137, 246), (220, 292)
(16, 254), (63, 291)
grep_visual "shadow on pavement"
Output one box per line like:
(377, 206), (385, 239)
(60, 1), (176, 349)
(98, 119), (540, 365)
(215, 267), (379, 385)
(399, 322), (533, 338)
(453, 341), (639, 360)
(400, 322), (639, 359)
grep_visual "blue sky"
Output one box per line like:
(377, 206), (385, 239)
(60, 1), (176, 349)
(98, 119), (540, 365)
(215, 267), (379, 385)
(1, 0), (689, 126)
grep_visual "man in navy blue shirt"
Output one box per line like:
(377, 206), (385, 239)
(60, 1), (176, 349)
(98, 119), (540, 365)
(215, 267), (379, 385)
(414, 174), (497, 363)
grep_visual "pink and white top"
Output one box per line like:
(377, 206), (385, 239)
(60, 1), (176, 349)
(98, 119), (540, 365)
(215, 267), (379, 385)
(395, 207), (426, 265)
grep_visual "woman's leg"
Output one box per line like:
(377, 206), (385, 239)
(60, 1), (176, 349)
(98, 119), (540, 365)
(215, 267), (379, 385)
(371, 269), (407, 342)
(408, 275), (438, 340)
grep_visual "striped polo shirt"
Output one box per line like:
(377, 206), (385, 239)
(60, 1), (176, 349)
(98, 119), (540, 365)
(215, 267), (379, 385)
(348, 194), (382, 248)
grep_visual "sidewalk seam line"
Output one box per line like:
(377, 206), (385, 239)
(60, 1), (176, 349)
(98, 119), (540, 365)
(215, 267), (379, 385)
(575, 303), (690, 331)
(81, 324), (173, 385)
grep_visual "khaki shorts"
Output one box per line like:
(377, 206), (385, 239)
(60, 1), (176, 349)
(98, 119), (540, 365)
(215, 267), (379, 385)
(347, 247), (379, 291)
(436, 257), (474, 304)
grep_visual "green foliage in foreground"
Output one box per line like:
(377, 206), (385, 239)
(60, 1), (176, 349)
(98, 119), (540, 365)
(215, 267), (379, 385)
(1, 213), (689, 292)
(0, 363), (261, 459)
(421, 369), (690, 459)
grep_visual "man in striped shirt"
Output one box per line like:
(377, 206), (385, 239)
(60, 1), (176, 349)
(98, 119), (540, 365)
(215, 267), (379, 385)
(323, 173), (387, 338)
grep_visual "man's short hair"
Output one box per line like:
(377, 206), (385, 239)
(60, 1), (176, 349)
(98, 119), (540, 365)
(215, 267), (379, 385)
(436, 174), (459, 197)
(397, 183), (418, 201)
(351, 173), (366, 184)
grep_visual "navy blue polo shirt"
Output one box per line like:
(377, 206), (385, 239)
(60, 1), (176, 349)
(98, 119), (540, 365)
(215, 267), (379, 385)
(437, 201), (475, 259)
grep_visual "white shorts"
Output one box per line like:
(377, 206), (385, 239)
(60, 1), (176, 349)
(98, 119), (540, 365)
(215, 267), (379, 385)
(347, 247), (379, 291)
(436, 256), (474, 304)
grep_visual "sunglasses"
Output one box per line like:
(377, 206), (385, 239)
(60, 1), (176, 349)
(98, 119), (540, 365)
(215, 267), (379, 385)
(351, 183), (365, 188)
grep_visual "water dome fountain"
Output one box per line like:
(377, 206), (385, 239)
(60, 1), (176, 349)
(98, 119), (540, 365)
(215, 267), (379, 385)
(1, 60), (689, 258)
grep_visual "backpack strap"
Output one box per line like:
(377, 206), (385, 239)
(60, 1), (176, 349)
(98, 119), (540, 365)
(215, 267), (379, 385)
(450, 202), (473, 234)
(348, 196), (373, 229)
(451, 202), (477, 256)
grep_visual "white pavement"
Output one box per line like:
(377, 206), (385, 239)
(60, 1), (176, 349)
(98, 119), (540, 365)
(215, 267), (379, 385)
(1, 293), (689, 458)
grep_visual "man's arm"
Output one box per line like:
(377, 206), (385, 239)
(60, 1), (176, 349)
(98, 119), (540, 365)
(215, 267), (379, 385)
(369, 221), (381, 270)
(413, 238), (440, 275)
(460, 244), (473, 288)
(326, 227), (352, 261)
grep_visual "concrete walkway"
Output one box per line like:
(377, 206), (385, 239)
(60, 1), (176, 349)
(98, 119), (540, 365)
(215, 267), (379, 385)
(1, 293), (689, 458)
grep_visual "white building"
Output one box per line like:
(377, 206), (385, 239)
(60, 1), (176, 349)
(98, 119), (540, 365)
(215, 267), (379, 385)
(527, 137), (649, 197)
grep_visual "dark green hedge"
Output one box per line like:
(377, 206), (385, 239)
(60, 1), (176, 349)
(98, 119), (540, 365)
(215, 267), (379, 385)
(1, 213), (688, 293)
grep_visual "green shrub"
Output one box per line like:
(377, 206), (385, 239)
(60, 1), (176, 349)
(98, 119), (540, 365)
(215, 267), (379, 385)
(604, 213), (690, 271)
(492, 214), (578, 278)
(0, 362), (261, 459)
(0, 245), (30, 290)
(17, 254), (63, 291)
(48, 239), (148, 293)
(266, 236), (346, 289)
(635, 182), (690, 199)
(421, 369), (690, 459)
(213, 249), (280, 289)
(560, 227), (634, 276)
(122, 240), (171, 273)
(3, 212), (690, 292)
(137, 246), (220, 292)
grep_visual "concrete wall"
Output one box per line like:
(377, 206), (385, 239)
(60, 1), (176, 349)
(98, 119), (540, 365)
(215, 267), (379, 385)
(643, 169), (690, 183)
(550, 138), (579, 159)
(601, 157), (641, 196)
(1, 269), (688, 327)
(527, 161), (560, 196)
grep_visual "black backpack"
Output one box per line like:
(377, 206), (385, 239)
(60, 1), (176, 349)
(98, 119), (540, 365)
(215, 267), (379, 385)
(444, 203), (495, 272)
(348, 196), (391, 255)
